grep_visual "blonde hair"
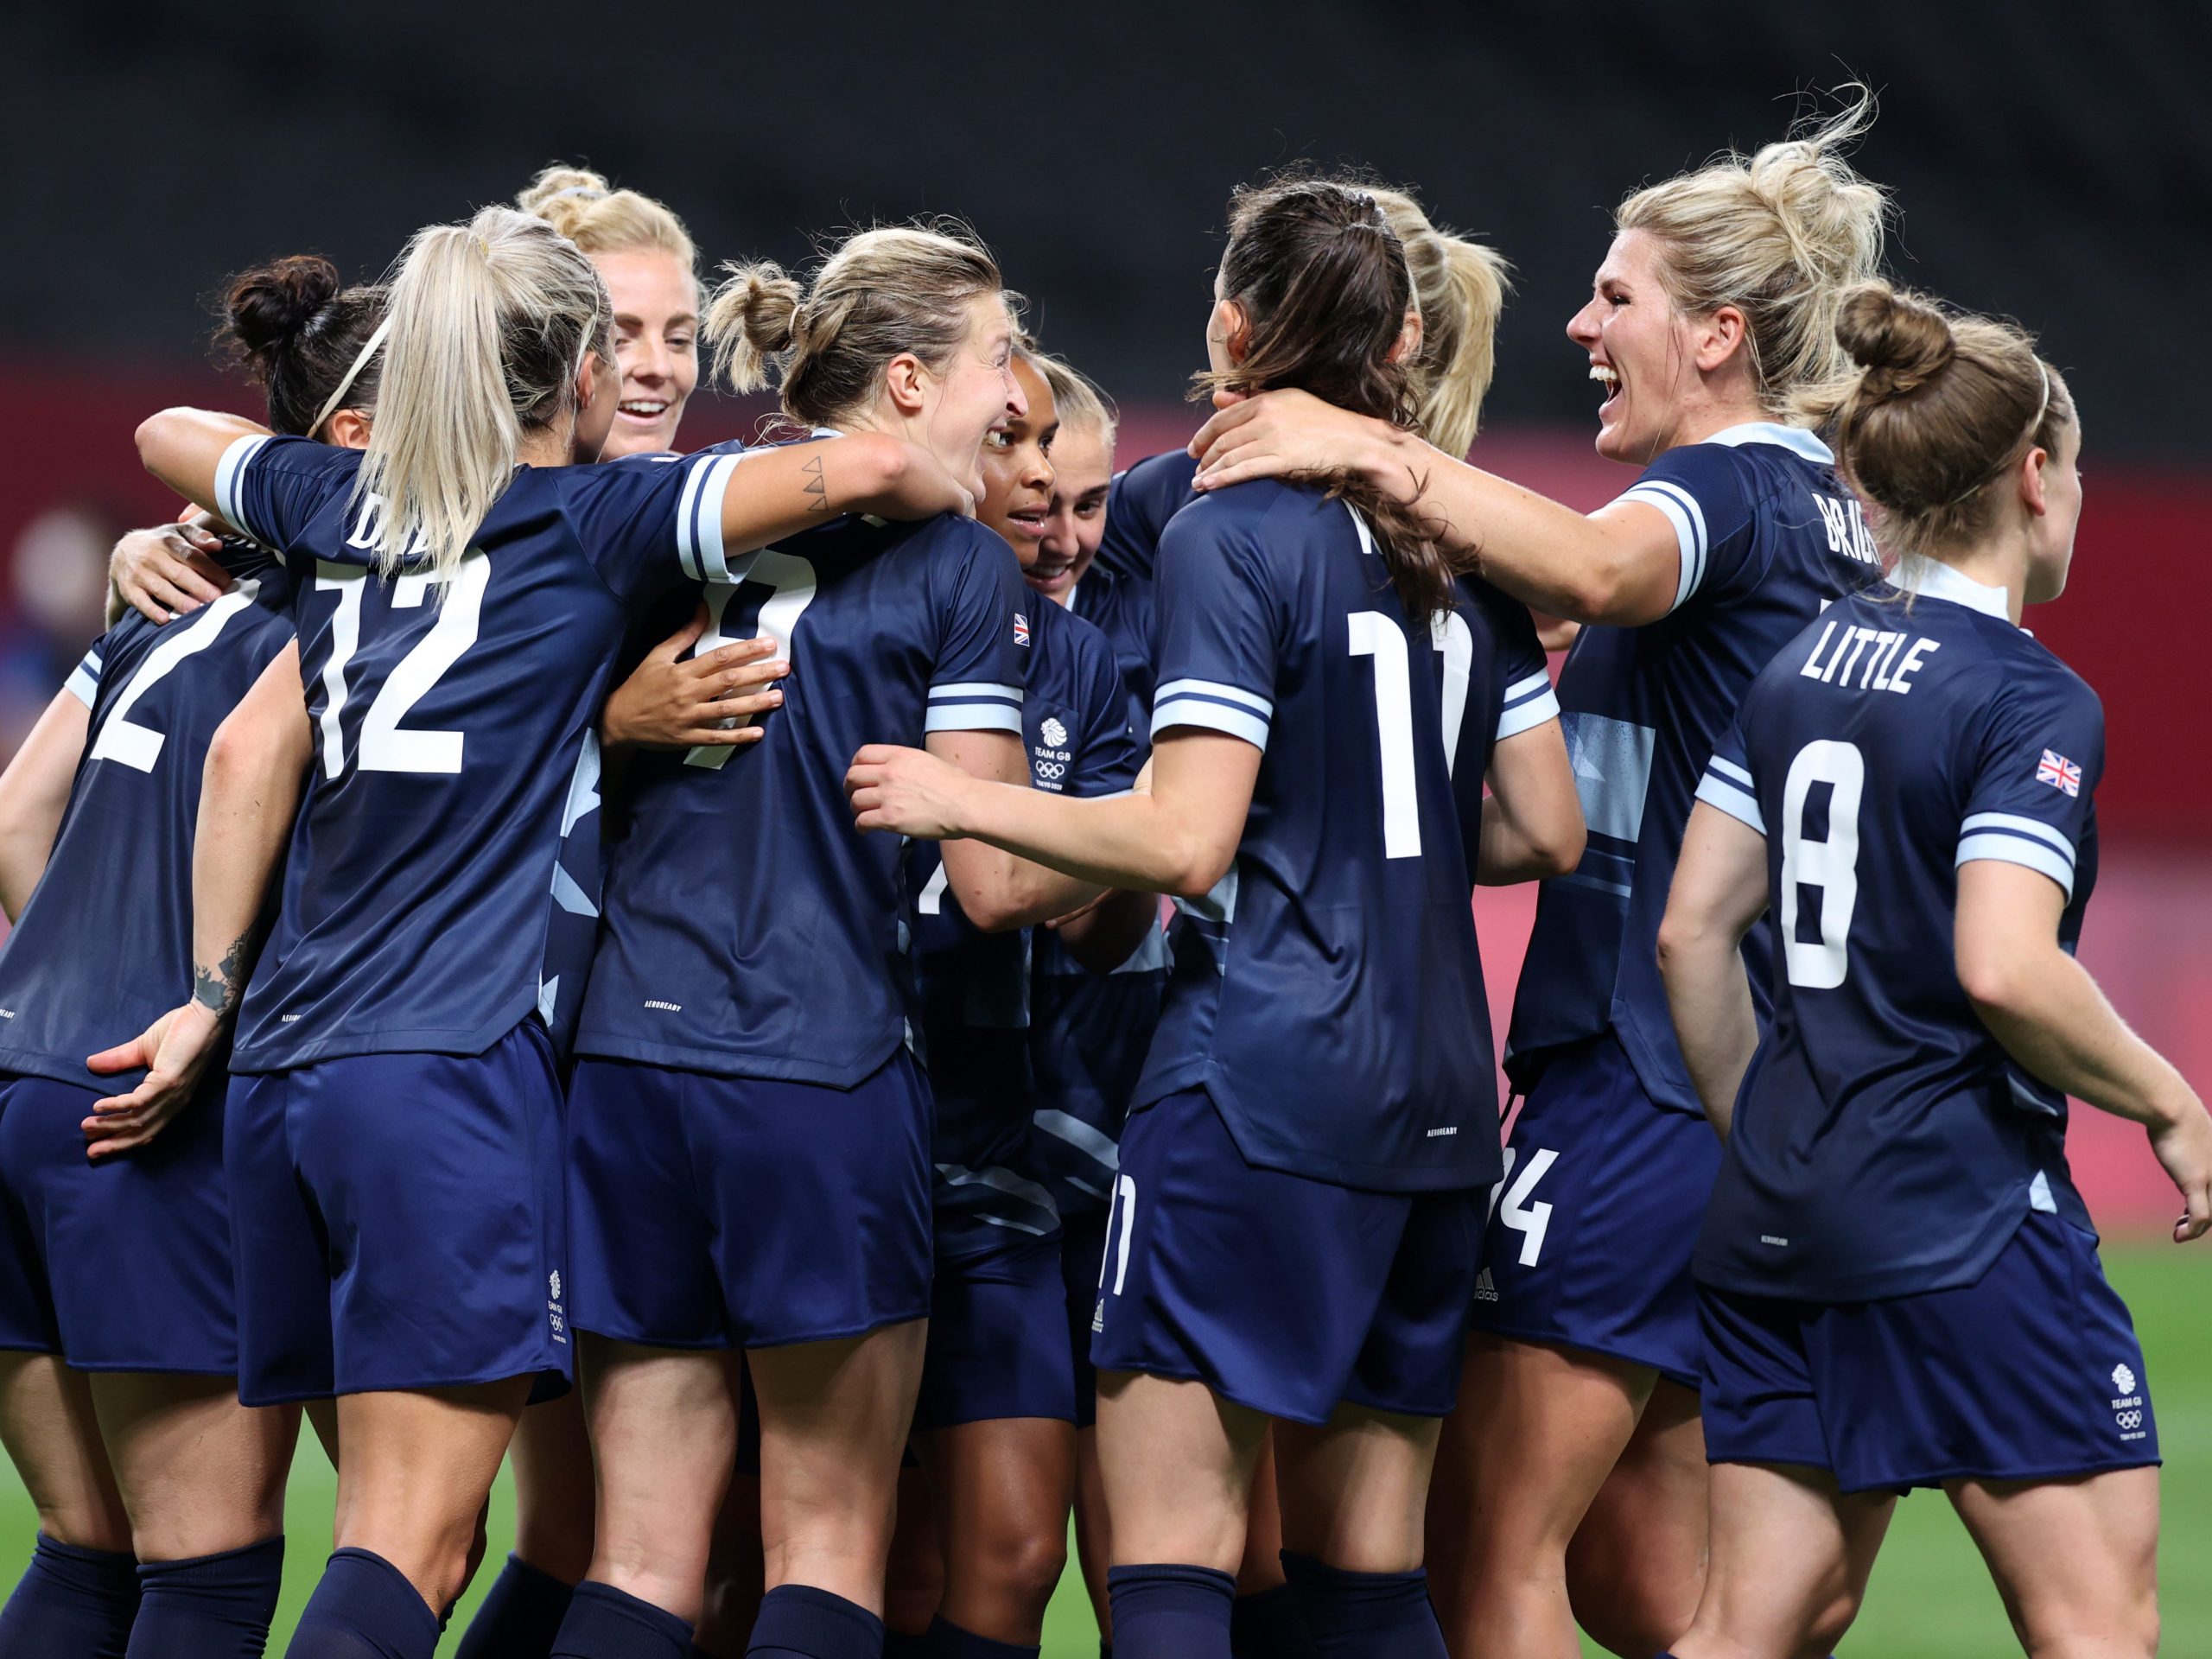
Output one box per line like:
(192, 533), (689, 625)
(1616, 87), (1889, 415)
(358, 205), (613, 581)
(1026, 346), (1117, 453)
(1797, 283), (2073, 567)
(704, 223), (1008, 429)
(517, 164), (697, 276)
(1370, 188), (1510, 459)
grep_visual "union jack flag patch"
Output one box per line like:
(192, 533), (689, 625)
(1013, 612), (1031, 647)
(2036, 749), (2082, 798)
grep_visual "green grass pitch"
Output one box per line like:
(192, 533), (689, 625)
(0, 1243), (2201, 1656)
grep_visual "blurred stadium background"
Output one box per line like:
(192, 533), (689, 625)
(3, 3), (2207, 1652)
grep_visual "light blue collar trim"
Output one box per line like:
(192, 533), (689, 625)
(1704, 422), (1834, 465)
(1909, 558), (2017, 625)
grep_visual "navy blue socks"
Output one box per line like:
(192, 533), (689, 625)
(549, 1580), (695, 1658)
(926, 1613), (1037, 1657)
(285, 1548), (439, 1658)
(460, 1554), (578, 1658)
(746, 1585), (884, 1657)
(1229, 1583), (1316, 1658)
(1278, 1554), (1442, 1659)
(129, 1535), (284, 1658)
(1105, 1565), (1234, 1659)
(0, 1533), (141, 1657)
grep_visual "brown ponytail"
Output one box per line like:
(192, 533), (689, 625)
(213, 254), (388, 437)
(1199, 174), (1454, 620)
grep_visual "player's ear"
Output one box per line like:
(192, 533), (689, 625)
(575, 349), (614, 413)
(2018, 444), (2050, 518)
(1388, 307), (1424, 366)
(323, 409), (373, 451)
(882, 351), (930, 416)
(1693, 303), (1749, 375)
(1210, 298), (1252, 368)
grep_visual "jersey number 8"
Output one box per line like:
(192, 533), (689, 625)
(1780, 739), (1866, 989)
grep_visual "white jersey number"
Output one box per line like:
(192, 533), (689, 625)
(685, 550), (817, 772)
(1487, 1144), (1559, 1267)
(1779, 739), (1866, 989)
(314, 553), (491, 779)
(1347, 609), (1478, 861)
(86, 581), (264, 774)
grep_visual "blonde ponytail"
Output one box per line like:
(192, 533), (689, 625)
(1373, 188), (1510, 459)
(357, 206), (611, 581)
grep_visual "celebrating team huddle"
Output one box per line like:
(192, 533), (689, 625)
(0, 84), (2203, 1659)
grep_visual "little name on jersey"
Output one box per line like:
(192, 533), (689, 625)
(1798, 617), (1940, 696)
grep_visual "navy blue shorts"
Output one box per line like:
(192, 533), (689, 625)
(0, 1071), (236, 1373)
(1090, 1090), (1481, 1426)
(566, 1049), (931, 1350)
(1700, 1211), (2158, 1494)
(913, 1230), (1075, 1433)
(1059, 1207), (1108, 1430)
(1468, 1033), (1719, 1388)
(227, 1020), (571, 1407)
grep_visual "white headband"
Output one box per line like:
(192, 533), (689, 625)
(310, 318), (390, 439)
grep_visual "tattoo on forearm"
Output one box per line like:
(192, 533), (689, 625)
(191, 931), (253, 1015)
(802, 454), (830, 513)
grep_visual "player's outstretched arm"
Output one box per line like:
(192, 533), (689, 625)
(1957, 860), (2212, 1243)
(0, 690), (92, 920)
(1185, 389), (1684, 626)
(1477, 717), (1584, 885)
(849, 728), (1259, 904)
(714, 434), (975, 559)
(136, 409), (271, 530)
(83, 644), (311, 1159)
(1656, 800), (1771, 1139)
(923, 728), (1107, 931)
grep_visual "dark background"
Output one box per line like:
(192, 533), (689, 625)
(8, 0), (2210, 460)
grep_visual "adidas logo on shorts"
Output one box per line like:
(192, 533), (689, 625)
(1473, 1268), (1497, 1303)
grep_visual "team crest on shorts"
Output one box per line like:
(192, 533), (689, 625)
(2109, 1360), (2145, 1440)
(548, 1270), (569, 1344)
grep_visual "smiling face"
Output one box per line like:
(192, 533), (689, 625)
(1566, 228), (1712, 466)
(913, 292), (1026, 504)
(1027, 416), (1112, 604)
(591, 247), (699, 458)
(979, 358), (1058, 569)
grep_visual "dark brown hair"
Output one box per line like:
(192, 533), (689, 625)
(1796, 283), (2075, 562)
(213, 254), (389, 437)
(1198, 175), (1453, 618)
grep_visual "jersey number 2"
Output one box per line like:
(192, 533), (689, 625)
(1348, 610), (1475, 859)
(314, 555), (491, 779)
(86, 581), (264, 773)
(1780, 739), (1865, 989)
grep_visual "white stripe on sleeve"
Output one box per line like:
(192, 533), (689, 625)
(1495, 684), (1561, 741)
(63, 650), (101, 708)
(213, 435), (273, 545)
(1152, 678), (1272, 750)
(1618, 479), (1708, 612)
(1694, 768), (1764, 835)
(1957, 832), (2075, 900)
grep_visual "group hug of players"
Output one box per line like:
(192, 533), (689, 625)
(0, 84), (2202, 1659)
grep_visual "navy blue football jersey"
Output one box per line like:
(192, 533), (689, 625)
(1693, 562), (2101, 1302)
(910, 598), (1139, 1254)
(1093, 448), (1198, 588)
(0, 544), (296, 1089)
(1067, 563), (1155, 737)
(576, 440), (1029, 1089)
(213, 434), (738, 1071)
(1506, 424), (1884, 1113)
(1133, 480), (1558, 1191)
